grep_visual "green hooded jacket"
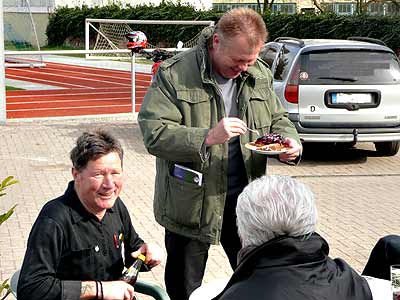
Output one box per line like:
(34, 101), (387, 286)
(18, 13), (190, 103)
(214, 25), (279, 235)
(138, 27), (300, 244)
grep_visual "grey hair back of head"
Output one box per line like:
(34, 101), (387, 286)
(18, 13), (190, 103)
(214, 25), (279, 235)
(236, 175), (318, 248)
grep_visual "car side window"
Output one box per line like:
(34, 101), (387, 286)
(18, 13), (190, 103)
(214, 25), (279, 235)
(260, 46), (278, 70)
(274, 46), (292, 81)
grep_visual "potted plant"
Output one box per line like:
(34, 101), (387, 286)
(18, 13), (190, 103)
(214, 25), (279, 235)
(0, 176), (18, 300)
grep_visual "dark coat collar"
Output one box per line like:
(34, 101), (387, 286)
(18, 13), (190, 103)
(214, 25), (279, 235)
(238, 233), (328, 270)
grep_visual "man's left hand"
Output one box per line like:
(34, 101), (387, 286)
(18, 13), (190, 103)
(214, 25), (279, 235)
(131, 243), (163, 269)
(279, 138), (302, 163)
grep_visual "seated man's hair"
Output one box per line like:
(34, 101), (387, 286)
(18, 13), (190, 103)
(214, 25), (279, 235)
(70, 129), (124, 171)
(236, 175), (317, 248)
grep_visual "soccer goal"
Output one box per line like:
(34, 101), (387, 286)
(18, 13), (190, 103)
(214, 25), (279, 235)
(3, 0), (45, 67)
(85, 19), (215, 60)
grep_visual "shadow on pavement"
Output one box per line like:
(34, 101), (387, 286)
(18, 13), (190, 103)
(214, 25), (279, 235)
(300, 142), (379, 164)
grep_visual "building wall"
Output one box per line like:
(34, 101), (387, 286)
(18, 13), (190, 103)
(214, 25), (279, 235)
(4, 12), (49, 47)
(212, 0), (399, 15)
(212, 0), (317, 13)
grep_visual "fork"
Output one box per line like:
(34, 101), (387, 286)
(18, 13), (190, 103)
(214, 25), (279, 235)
(246, 127), (260, 136)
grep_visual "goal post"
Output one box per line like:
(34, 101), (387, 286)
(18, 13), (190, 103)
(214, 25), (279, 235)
(85, 18), (215, 60)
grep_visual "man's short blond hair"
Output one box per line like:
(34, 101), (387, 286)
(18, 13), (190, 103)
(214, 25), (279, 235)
(215, 7), (268, 49)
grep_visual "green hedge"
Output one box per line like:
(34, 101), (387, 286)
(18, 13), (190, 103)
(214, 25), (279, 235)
(46, 3), (221, 47)
(46, 4), (400, 51)
(264, 13), (400, 51)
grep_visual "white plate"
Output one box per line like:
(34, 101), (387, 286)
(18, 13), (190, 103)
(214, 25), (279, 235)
(245, 143), (288, 155)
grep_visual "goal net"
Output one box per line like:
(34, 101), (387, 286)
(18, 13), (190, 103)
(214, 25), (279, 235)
(85, 19), (215, 60)
(3, 0), (45, 67)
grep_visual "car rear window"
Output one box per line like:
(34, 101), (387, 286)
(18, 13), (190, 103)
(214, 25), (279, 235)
(298, 50), (400, 85)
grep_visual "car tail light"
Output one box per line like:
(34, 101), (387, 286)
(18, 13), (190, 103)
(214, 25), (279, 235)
(284, 62), (300, 103)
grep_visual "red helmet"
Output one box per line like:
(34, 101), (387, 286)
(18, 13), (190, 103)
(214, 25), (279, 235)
(126, 31), (147, 51)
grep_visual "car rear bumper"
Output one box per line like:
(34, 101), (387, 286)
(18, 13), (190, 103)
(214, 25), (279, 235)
(291, 121), (400, 142)
(299, 132), (400, 142)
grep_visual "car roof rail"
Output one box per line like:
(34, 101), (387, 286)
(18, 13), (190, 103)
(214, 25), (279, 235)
(274, 37), (305, 48)
(347, 36), (387, 46)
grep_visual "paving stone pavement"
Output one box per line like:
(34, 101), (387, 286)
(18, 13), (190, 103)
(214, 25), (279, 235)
(1, 114), (400, 299)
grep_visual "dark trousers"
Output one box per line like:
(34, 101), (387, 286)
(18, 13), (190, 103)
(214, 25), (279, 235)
(164, 192), (242, 300)
(362, 234), (400, 280)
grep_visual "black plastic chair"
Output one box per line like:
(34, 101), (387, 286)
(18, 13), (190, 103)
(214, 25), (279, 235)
(10, 269), (170, 300)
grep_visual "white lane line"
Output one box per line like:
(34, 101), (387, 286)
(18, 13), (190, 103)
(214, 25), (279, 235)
(6, 74), (95, 89)
(43, 62), (151, 77)
(9, 68), (131, 87)
(7, 88), (148, 99)
(10, 65), (151, 82)
(9, 97), (131, 105)
(37, 66), (132, 81)
(9, 103), (132, 112)
(44, 63), (133, 74)
(7, 90), (132, 99)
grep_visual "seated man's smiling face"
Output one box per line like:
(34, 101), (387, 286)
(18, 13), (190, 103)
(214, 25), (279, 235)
(73, 151), (123, 214)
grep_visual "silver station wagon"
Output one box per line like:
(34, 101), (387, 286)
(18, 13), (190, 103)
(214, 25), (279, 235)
(260, 37), (400, 156)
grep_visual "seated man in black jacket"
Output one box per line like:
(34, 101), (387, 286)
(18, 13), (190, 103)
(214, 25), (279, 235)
(213, 175), (372, 300)
(363, 234), (400, 281)
(18, 130), (163, 300)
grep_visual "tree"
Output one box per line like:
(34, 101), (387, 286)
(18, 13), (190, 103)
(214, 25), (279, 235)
(0, 176), (18, 300)
(355, 0), (370, 14)
(256, 0), (275, 15)
(312, 0), (326, 13)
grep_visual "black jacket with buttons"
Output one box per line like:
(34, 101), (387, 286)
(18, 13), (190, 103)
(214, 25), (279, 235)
(17, 181), (144, 300)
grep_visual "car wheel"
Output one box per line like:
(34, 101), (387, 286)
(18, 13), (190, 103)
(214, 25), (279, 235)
(374, 141), (400, 156)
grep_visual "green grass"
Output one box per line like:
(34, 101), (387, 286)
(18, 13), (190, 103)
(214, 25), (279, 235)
(6, 86), (24, 91)
(41, 45), (84, 51)
(41, 45), (86, 58)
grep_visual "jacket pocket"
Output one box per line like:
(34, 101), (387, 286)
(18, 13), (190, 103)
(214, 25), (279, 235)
(250, 88), (272, 135)
(176, 89), (211, 127)
(166, 172), (204, 229)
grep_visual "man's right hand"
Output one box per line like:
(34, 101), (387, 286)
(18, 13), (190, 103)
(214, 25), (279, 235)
(102, 281), (135, 300)
(80, 281), (135, 300)
(205, 117), (247, 146)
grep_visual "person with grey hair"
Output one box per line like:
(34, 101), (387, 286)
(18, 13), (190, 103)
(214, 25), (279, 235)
(213, 175), (372, 300)
(18, 130), (163, 300)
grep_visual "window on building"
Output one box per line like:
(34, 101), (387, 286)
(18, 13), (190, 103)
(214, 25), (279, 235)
(324, 2), (353, 15)
(337, 3), (352, 15)
(272, 3), (296, 14)
(213, 2), (296, 14)
(368, 2), (400, 16)
(367, 3), (382, 15)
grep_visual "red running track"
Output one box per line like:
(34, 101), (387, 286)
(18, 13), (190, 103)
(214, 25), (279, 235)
(5, 61), (152, 119)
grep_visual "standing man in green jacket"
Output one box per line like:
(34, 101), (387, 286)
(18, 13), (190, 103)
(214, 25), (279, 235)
(138, 7), (302, 300)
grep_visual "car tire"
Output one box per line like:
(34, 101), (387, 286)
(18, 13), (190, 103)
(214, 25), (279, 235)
(374, 141), (400, 156)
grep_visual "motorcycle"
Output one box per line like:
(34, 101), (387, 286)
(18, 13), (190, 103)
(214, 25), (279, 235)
(126, 31), (178, 81)
(139, 48), (174, 81)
